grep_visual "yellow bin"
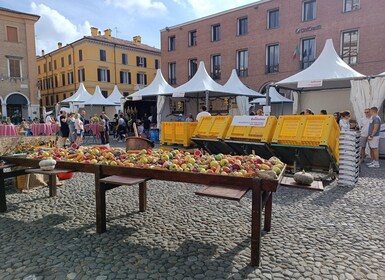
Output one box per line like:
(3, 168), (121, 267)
(160, 122), (175, 145)
(192, 116), (232, 139)
(174, 122), (198, 146)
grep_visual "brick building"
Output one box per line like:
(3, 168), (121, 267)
(0, 7), (39, 123)
(160, 0), (385, 96)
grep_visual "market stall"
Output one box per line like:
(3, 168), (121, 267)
(60, 82), (92, 113)
(83, 86), (117, 115)
(250, 87), (293, 116)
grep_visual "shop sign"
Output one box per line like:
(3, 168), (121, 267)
(295, 25), (321, 34)
(231, 116), (268, 127)
(132, 95), (142, 101)
(172, 92), (185, 98)
(297, 80), (323, 88)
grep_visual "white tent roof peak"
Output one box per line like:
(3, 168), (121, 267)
(60, 82), (92, 103)
(223, 69), (264, 97)
(276, 39), (365, 91)
(85, 85), (116, 106)
(250, 87), (293, 104)
(173, 61), (227, 96)
(130, 69), (174, 98)
(107, 85), (123, 104)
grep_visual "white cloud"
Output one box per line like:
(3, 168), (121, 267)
(105, 0), (167, 17)
(174, 0), (258, 17)
(30, 2), (91, 54)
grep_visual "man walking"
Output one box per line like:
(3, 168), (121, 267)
(367, 107), (381, 168)
(359, 108), (371, 161)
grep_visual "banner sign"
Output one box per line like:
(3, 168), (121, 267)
(172, 92), (185, 98)
(297, 80), (323, 88)
(231, 116), (268, 127)
(132, 95), (142, 101)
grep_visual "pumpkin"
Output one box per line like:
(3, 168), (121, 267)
(39, 159), (56, 171)
(293, 170), (314, 185)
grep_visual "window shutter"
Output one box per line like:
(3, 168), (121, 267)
(97, 69), (101, 81)
(82, 69), (85, 81)
(136, 56), (140, 66)
(144, 58), (147, 67)
(128, 72), (131, 84)
(78, 69), (80, 81)
(144, 74), (147, 85)
(107, 69), (110, 82)
(137, 73), (140, 84)
(120, 71), (123, 83)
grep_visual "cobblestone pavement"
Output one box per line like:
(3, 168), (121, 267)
(0, 157), (384, 280)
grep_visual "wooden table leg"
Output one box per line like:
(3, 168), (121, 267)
(48, 175), (57, 197)
(264, 192), (272, 232)
(95, 173), (106, 233)
(139, 181), (147, 212)
(0, 170), (6, 213)
(251, 185), (262, 267)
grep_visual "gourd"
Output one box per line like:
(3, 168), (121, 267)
(293, 170), (314, 185)
(39, 159), (56, 171)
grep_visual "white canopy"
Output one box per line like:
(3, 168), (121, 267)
(107, 85), (123, 104)
(85, 86), (116, 106)
(60, 82), (92, 103)
(173, 61), (228, 97)
(130, 69), (174, 99)
(223, 69), (264, 97)
(250, 87), (293, 104)
(276, 39), (365, 91)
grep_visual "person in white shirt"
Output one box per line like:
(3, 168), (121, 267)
(359, 108), (371, 161)
(196, 106), (211, 121)
(74, 113), (84, 146)
(339, 111), (351, 131)
(45, 114), (52, 124)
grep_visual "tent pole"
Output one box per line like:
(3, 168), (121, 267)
(205, 91), (209, 109)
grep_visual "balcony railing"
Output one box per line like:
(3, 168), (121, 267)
(265, 64), (279, 74)
(236, 69), (248, 77)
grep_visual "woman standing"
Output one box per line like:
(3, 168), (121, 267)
(74, 113), (84, 147)
(339, 111), (351, 131)
(59, 112), (70, 148)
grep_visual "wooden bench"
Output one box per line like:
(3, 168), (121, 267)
(195, 185), (250, 201)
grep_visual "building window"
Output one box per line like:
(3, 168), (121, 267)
(100, 50), (107, 61)
(237, 17), (248, 36)
(54, 60), (57, 70)
(155, 59), (160, 69)
(63, 93), (66, 99)
(136, 56), (147, 67)
(78, 68), (85, 82)
(79, 49), (83, 61)
(6, 26), (18, 42)
(188, 30), (197, 47)
(211, 55), (221, 80)
(120, 71), (131, 84)
(303, 0), (316, 21)
(54, 75), (58, 87)
(268, 9), (279, 29)
(68, 54), (72, 65)
(43, 63), (47, 73)
(97, 68), (110, 82)
(137, 73), (147, 85)
(68, 72), (74, 85)
(61, 57), (64, 67)
(212, 24), (221, 41)
(236, 50), (248, 77)
(344, 0), (360, 12)
(122, 53), (128, 65)
(61, 73), (66, 86)
(101, 90), (108, 98)
(38, 66), (41, 75)
(48, 61), (52, 71)
(188, 58), (198, 80)
(341, 30), (359, 64)
(266, 44), (279, 73)
(168, 62), (176, 85)
(50, 96), (54, 106)
(8, 58), (22, 78)
(56, 95), (59, 103)
(301, 38), (316, 69)
(168, 36), (176, 51)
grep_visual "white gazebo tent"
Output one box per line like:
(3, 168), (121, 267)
(60, 82), (92, 112)
(275, 39), (365, 115)
(84, 86), (117, 115)
(106, 85), (124, 114)
(250, 87), (293, 116)
(128, 69), (175, 127)
(223, 69), (264, 115)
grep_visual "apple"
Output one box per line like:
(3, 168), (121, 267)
(210, 160), (219, 169)
(220, 158), (229, 167)
(169, 163), (177, 171)
(161, 154), (169, 161)
(214, 153), (224, 161)
(222, 166), (231, 173)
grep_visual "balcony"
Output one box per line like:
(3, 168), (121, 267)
(265, 64), (279, 74)
(236, 69), (248, 77)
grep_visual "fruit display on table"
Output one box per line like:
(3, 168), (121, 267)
(22, 146), (284, 179)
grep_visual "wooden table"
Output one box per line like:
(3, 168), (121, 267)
(25, 168), (74, 197)
(0, 156), (282, 267)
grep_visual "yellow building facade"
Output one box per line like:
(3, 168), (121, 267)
(37, 27), (161, 109)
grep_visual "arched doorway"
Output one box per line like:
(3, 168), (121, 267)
(6, 93), (28, 124)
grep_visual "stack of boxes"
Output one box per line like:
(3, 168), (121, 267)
(338, 130), (360, 187)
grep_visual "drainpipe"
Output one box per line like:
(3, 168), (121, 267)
(114, 43), (117, 86)
(70, 43), (76, 93)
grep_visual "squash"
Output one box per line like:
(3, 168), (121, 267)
(293, 170), (314, 185)
(39, 159), (56, 171)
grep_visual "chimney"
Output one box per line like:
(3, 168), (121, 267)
(41, 50), (45, 56)
(104, 28), (112, 39)
(133, 35), (141, 44)
(98, 31), (101, 36)
(90, 27), (98, 36)
(57, 42), (62, 49)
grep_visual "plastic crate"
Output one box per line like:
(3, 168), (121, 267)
(225, 116), (277, 143)
(174, 122), (198, 146)
(192, 116), (233, 139)
(272, 115), (340, 162)
(160, 122), (175, 144)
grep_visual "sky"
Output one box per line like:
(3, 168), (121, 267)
(1, 0), (260, 54)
